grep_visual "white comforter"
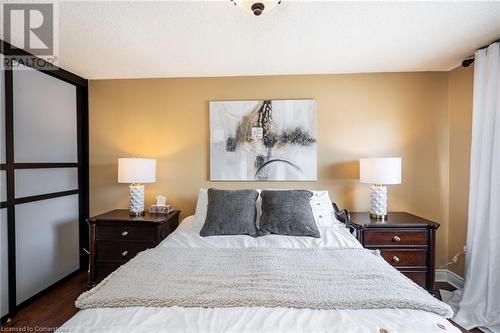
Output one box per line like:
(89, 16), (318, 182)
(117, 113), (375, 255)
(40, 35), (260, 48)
(59, 216), (459, 333)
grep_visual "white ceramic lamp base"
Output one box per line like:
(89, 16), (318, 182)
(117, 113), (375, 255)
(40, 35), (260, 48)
(370, 184), (387, 220)
(129, 184), (145, 216)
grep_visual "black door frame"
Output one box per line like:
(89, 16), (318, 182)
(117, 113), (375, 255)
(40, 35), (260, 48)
(1, 40), (89, 322)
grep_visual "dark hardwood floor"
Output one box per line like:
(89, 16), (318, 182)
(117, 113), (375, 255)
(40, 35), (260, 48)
(0, 275), (482, 332)
(1, 271), (88, 331)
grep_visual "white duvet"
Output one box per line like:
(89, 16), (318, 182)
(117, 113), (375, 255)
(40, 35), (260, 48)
(58, 216), (459, 333)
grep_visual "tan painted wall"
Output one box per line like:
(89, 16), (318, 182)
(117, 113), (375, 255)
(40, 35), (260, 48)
(89, 72), (452, 266)
(448, 66), (474, 276)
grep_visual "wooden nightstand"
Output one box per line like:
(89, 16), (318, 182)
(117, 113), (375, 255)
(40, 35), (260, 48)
(349, 212), (440, 294)
(87, 209), (180, 287)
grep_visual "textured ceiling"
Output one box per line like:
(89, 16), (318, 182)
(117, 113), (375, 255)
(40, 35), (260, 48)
(3, 1), (500, 79)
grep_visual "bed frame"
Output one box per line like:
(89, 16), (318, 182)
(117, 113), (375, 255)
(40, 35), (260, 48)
(332, 203), (354, 234)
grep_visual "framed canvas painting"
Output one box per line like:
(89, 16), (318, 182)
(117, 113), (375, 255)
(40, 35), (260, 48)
(210, 99), (317, 181)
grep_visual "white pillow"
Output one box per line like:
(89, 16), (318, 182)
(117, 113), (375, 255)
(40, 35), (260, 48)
(309, 190), (338, 226)
(194, 188), (208, 225)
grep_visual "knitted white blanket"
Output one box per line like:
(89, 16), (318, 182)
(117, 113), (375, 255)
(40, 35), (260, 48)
(76, 247), (453, 317)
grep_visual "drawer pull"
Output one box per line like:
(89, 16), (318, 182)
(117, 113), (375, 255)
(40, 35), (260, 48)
(121, 231), (128, 237)
(121, 251), (128, 257)
(392, 256), (400, 263)
(393, 235), (401, 242)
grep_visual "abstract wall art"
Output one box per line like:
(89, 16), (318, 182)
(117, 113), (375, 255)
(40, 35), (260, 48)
(210, 99), (317, 181)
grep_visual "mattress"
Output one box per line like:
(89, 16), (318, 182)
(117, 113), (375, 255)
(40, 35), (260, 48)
(58, 215), (459, 333)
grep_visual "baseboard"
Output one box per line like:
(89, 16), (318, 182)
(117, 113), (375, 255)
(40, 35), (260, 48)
(447, 270), (465, 289)
(436, 269), (464, 289)
(435, 269), (448, 282)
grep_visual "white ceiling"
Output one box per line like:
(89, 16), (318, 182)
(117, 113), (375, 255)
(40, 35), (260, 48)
(4, 1), (500, 79)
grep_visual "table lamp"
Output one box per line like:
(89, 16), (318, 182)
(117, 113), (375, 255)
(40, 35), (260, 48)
(118, 158), (156, 216)
(359, 157), (401, 220)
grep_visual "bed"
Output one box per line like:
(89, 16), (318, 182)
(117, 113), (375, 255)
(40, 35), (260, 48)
(58, 191), (458, 333)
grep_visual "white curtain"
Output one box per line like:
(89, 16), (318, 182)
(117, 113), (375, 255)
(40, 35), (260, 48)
(454, 42), (500, 333)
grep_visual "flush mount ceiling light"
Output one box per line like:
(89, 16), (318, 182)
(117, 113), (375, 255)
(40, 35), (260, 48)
(230, 0), (282, 16)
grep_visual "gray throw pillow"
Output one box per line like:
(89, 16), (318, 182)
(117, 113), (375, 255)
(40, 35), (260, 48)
(200, 189), (259, 237)
(259, 190), (320, 238)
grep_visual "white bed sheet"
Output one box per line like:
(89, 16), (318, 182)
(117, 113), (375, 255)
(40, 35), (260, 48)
(59, 216), (459, 333)
(59, 305), (457, 333)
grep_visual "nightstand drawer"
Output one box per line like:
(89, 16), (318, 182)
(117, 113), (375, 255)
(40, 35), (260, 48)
(88, 210), (180, 286)
(349, 212), (438, 293)
(401, 271), (427, 289)
(96, 242), (153, 261)
(364, 230), (427, 246)
(96, 225), (156, 242)
(380, 250), (427, 267)
(95, 262), (124, 281)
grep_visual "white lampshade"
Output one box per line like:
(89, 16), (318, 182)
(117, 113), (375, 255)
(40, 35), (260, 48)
(359, 157), (402, 185)
(118, 158), (156, 184)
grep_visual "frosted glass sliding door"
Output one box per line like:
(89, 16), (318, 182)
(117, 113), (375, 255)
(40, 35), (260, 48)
(0, 47), (88, 319)
(15, 196), (79, 304)
(13, 66), (77, 163)
(0, 171), (5, 202)
(14, 168), (78, 198)
(11, 65), (80, 307)
(1, 54), (6, 164)
(1, 209), (8, 317)
(1, 54), (8, 318)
